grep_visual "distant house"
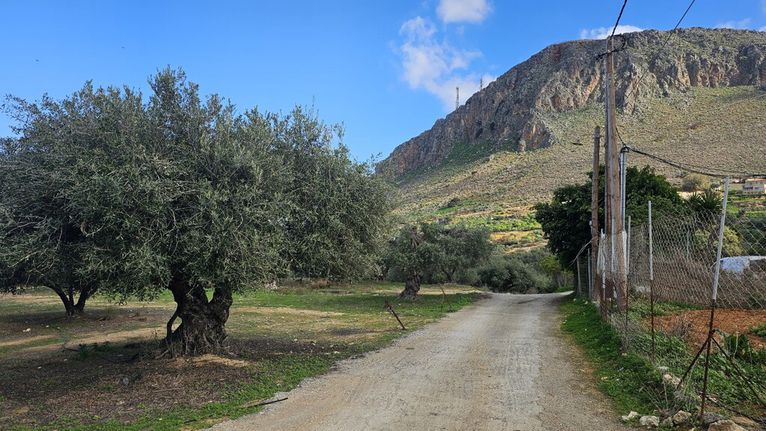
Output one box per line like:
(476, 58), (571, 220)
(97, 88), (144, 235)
(742, 178), (766, 195)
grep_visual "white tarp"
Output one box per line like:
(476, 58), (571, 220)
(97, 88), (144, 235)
(718, 256), (766, 275)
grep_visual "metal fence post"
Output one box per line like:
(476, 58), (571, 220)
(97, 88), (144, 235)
(700, 177), (730, 417)
(648, 200), (656, 362)
(588, 250), (593, 301)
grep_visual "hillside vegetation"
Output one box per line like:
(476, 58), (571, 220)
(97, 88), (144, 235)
(390, 85), (766, 249)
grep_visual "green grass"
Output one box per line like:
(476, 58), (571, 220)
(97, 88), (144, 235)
(2, 283), (481, 431)
(751, 323), (766, 338)
(562, 297), (766, 420)
(560, 297), (662, 415)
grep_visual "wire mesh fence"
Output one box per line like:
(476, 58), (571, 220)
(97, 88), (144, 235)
(578, 180), (766, 422)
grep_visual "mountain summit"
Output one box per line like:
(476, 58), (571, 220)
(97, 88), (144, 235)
(378, 28), (766, 179)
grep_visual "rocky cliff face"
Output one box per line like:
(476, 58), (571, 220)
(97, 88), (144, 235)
(378, 28), (766, 179)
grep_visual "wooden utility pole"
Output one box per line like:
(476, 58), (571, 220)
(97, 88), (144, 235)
(604, 35), (627, 312)
(591, 126), (602, 309)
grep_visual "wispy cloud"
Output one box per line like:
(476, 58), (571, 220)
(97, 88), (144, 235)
(579, 25), (643, 40)
(715, 18), (753, 29)
(437, 0), (492, 24)
(399, 16), (494, 111)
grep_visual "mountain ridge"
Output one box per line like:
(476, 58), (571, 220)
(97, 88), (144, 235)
(378, 28), (766, 180)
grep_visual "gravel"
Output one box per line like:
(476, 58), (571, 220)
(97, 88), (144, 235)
(210, 293), (629, 431)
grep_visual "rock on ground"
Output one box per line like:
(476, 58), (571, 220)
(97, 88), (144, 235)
(640, 415), (660, 428)
(708, 420), (748, 431)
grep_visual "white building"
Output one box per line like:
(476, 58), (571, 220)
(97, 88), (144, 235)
(742, 178), (766, 195)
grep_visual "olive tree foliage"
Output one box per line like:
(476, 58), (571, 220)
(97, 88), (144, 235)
(0, 89), (122, 316)
(275, 110), (390, 280)
(0, 69), (389, 354)
(383, 223), (493, 299)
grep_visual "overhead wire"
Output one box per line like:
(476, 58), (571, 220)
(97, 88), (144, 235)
(622, 0), (698, 104)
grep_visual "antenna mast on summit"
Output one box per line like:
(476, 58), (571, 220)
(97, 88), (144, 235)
(455, 87), (460, 110)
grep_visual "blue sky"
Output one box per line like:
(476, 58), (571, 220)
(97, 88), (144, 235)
(2, 0), (765, 160)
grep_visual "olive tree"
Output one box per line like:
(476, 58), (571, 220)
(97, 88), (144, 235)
(1, 69), (389, 354)
(384, 223), (493, 298)
(274, 109), (390, 280)
(0, 89), (119, 315)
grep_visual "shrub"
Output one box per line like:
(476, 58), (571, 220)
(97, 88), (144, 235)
(476, 252), (556, 293)
(681, 174), (711, 192)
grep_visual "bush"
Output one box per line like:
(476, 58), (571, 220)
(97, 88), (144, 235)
(681, 174), (711, 192)
(476, 252), (557, 293)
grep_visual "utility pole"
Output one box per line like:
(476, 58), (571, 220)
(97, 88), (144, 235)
(455, 87), (460, 110)
(591, 126), (603, 311)
(604, 35), (627, 312)
(480, 78), (484, 91)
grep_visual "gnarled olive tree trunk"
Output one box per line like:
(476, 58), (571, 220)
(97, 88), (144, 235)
(399, 273), (421, 300)
(165, 275), (232, 356)
(50, 285), (96, 316)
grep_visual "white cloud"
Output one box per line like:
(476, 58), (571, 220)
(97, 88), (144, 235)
(715, 18), (753, 29)
(399, 16), (495, 111)
(760, 26), (766, 32)
(579, 25), (643, 40)
(437, 0), (492, 24)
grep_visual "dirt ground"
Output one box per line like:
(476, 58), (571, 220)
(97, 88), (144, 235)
(0, 285), (481, 429)
(210, 293), (628, 431)
(652, 309), (766, 349)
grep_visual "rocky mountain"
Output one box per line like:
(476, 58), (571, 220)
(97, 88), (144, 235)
(378, 28), (766, 179)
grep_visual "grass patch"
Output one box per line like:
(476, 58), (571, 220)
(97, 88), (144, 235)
(752, 323), (766, 338)
(562, 297), (766, 420)
(560, 297), (661, 415)
(0, 283), (481, 430)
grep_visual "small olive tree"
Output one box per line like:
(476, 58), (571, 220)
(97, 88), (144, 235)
(384, 223), (493, 298)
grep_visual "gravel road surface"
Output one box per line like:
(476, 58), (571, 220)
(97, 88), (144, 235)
(210, 292), (628, 431)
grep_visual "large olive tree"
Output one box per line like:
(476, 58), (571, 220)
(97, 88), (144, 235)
(1, 69), (389, 354)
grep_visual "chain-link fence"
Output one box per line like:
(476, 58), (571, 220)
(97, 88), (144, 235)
(577, 179), (766, 422)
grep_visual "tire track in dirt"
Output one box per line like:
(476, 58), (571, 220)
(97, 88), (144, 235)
(210, 293), (627, 431)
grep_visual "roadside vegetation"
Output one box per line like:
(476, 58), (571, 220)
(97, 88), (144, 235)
(382, 222), (570, 296)
(560, 297), (659, 415)
(562, 296), (766, 422)
(547, 168), (766, 423)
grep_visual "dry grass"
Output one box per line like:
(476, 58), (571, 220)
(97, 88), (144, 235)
(0, 283), (481, 430)
(391, 86), (766, 250)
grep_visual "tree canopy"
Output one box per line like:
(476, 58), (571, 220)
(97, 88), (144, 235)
(383, 222), (493, 298)
(534, 166), (685, 266)
(0, 69), (389, 354)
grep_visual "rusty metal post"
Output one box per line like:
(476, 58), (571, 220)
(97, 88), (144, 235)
(385, 300), (406, 330)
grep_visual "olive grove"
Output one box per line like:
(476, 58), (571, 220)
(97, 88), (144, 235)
(0, 69), (389, 354)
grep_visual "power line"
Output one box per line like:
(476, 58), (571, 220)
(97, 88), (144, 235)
(610, 0), (629, 39)
(622, 0), (698, 105)
(623, 143), (766, 178)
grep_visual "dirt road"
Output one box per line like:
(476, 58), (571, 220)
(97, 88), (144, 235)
(210, 293), (628, 431)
